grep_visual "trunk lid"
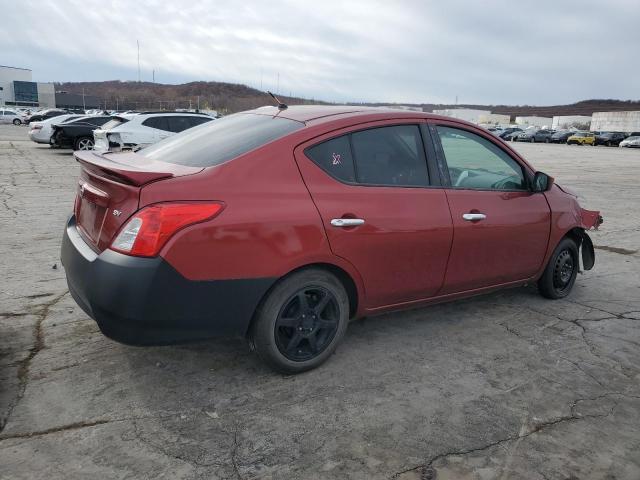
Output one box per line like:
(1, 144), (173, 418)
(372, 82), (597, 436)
(73, 150), (203, 251)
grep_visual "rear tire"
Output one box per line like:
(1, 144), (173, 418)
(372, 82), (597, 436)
(530, 137), (535, 143)
(538, 237), (579, 299)
(12, 118), (21, 125)
(249, 268), (350, 373)
(545, 138), (550, 143)
(74, 136), (94, 151)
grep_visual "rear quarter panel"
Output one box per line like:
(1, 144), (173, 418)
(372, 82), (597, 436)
(141, 140), (365, 301)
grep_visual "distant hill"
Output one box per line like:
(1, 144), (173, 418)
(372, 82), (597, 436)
(56, 81), (640, 117)
(55, 80), (324, 113)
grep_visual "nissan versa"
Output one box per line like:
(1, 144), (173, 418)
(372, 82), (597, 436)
(61, 105), (602, 373)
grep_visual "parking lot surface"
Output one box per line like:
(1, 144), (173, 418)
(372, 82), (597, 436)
(1, 124), (639, 479)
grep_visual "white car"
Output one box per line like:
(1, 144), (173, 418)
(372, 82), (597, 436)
(28, 114), (84, 144)
(619, 136), (640, 148)
(0, 109), (24, 125)
(93, 112), (213, 152)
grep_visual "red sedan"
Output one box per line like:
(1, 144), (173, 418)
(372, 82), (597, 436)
(61, 105), (602, 373)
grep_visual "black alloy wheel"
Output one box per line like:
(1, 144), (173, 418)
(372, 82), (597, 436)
(249, 268), (349, 373)
(274, 287), (340, 362)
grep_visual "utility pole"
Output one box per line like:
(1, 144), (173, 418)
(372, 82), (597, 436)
(260, 68), (263, 90)
(82, 88), (86, 111)
(137, 40), (141, 83)
(277, 72), (280, 94)
(197, 95), (200, 111)
(152, 69), (155, 83)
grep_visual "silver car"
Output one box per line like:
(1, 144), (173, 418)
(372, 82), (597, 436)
(619, 136), (640, 148)
(0, 109), (23, 125)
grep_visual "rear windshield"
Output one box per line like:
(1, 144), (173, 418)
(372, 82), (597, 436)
(139, 113), (303, 167)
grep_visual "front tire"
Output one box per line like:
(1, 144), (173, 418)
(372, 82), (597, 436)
(74, 136), (94, 151)
(249, 269), (350, 373)
(530, 137), (535, 143)
(12, 118), (22, 125)
(538, 237), (579, 299)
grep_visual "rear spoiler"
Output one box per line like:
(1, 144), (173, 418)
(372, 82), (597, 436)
(74, 151), (202, 186)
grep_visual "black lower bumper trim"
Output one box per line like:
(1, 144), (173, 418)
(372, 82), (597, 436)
(61, 215), (276, 345)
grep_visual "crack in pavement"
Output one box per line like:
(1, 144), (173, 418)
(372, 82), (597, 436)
(0, 290), (68, 434)
(490, 302), (640, 381)
(391, 392), (636, 479)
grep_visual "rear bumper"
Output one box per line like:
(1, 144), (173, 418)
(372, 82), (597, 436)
(61, 215), (276, 345)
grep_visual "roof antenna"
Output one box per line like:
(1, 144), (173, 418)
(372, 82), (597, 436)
(267, 91), (287, 110)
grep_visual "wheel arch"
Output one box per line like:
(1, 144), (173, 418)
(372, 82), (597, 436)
(246, 262), (361, 338)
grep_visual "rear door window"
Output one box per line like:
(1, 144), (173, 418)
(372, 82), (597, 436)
(305, 136), (356, 182)
(305, 124), (429, 187)
(351, 125), (428, 186)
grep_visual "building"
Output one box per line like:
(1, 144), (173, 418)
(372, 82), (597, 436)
(478, 113), (511, 125)
(590, 111), (640, 133)
(432, 108), (491, 124)
(552, 115), (592, 130)
(515, 116), (553, 128)
(0, 65), (56, 108)
(55, 92), (100, 110)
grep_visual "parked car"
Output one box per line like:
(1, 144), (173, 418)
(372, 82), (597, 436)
(50, 116), (114, 150)
(516, 129), (556, 143)
(486, 126), (504, 136)
(0, 109), (24, 125)
(28, 114), (84, 144)
(501, 128), (523, 141)
(93, 112), (213, 152)
(595, 131), (626, 147)
(61, 106), (602, 373)
(549, 130), (575, 144)
(26, 109), (69, 124)
(619, 136), (640, 148)
(567, 132), (596, 145)
(498, 127), (522, 140)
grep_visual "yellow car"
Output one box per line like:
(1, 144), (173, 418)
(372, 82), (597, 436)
(567, 132), (596, 145)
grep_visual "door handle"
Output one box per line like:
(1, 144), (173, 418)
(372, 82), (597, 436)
(331, 218), (365, 227)
(462, 213), (487, 221)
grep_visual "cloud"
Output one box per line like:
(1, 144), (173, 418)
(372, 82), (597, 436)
(3, 0), (639, 104)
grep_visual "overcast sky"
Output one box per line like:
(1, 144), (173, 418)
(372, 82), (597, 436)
(2, 0), (639, 105)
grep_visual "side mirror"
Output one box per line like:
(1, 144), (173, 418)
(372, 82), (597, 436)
(532, 171), (554, 192)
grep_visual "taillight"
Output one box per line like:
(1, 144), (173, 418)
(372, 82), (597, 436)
(110, 202), (224, 257)
(32, 125), (42, 130)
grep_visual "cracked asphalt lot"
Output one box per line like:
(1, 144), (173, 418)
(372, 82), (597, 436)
(1, 124), (639, 479)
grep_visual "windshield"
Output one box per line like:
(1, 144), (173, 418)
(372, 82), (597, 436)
(140, 113), (304, 168)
